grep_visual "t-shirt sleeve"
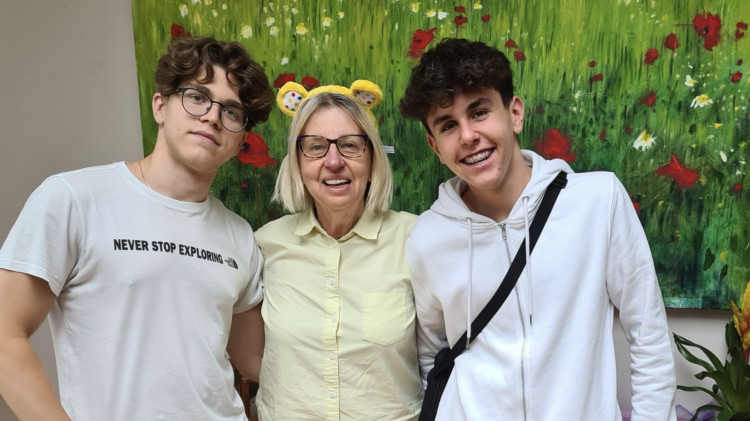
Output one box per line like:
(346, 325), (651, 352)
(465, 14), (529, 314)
(233, 233), (264, 313)
(0, 176), (81, 296)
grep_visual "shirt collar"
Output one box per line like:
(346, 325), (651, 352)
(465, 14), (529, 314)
(294, 208), (382, 241)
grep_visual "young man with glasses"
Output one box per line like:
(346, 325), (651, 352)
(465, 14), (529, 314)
(0, 36), (274, 421)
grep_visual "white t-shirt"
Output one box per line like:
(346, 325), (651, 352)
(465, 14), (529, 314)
(0, 162), (263, 421)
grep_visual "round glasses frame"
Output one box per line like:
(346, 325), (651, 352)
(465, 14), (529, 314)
(296, 134), (370, 159)
(173, 87), (250, 133)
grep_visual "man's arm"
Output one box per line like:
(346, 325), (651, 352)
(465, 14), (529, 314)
(226, 303), (264, 383)
(605, 177), (676, 421)
(0, 269), (71, 421)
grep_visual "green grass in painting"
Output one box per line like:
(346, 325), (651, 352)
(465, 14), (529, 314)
(132, 0), (750, 309)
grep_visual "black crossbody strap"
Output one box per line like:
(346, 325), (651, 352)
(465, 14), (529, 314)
(446, 171), (567, 360)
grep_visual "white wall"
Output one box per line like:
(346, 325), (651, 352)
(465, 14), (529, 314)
(0, 0), (142, 419)
(0, 0), (734, 419)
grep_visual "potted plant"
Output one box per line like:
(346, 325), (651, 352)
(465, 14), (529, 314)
(673, 280), (750, 421)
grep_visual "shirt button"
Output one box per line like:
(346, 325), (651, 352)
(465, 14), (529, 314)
(328, 352), (335, 360)
(329, 391), (336, 398)
(328, 278), (335, 285)
(329, 315), (336, 322)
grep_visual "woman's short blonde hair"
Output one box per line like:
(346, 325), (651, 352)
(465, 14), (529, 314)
(273, 92), (393, 213)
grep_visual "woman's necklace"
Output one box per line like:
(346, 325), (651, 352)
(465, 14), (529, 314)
(138, 160), (152, 189)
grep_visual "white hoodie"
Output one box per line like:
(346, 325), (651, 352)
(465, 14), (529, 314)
(407, 150), (676, 421)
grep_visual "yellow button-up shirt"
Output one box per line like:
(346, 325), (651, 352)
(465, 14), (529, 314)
(255, 209), (422, 421)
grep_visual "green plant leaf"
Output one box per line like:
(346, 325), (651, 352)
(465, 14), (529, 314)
(674, 333), (728, 370)
(676, 384), (725, 406)
(674, 332), (742, 404)
(728, 412), (750, 421)
(674, 333), (720, 372)
(697, 369), (739, 406)
(726, 320), (741, 349)
(688, 404), (724, 421)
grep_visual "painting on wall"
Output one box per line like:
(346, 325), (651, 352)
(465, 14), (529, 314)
(132, 0), (749, 309)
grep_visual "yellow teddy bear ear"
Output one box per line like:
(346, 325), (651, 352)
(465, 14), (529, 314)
(276, 79), (383, 126)
(276, 82), (309, 117)
(349, 80), (383, 111)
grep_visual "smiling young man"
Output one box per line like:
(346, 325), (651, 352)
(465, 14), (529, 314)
(399, 38), (677, 420)
(0, 37), (273, 421)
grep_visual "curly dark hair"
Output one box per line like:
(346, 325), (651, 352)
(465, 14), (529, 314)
(154, 36), (274, 131)
(399, 38), (515, 131)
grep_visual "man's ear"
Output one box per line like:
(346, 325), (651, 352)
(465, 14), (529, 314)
(152, 92), (166, 126)
(426, 133), (445, 164)
(509, 96), (525, 135)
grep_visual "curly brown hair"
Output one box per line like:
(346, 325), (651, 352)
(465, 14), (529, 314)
(399, 38), (515, 132)
(154, 36), (274, 131)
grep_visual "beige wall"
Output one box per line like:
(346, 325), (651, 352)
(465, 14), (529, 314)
(0, 0), (142, 419)
(0, 0), (733, 419)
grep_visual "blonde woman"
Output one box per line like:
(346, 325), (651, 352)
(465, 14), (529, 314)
(254, 87), (422, 420)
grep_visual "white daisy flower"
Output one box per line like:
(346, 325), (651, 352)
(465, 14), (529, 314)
(691, 94), (713, 108)
(633, 130), (656, 151)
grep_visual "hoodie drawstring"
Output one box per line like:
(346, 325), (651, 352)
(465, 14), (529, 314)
(466, 217), (473, 348)
(522, 196), (533, 326)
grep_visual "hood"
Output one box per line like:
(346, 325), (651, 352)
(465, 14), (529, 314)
(427, 149), (572, 344)
(430, 149), (572, 225)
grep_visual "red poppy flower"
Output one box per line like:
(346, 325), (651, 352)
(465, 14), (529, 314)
(639, 91), (656, 108)
(481, 14), (491, 22)
(693, 12), (722, 51)
(454, 16), (468, 27)
(599, 129), (607, 141)
(237, 132), (277, 168)
(589, 61), (597, 67)
(738, 59), (744, 66)
(240, 181), (249, 190)
(589, 73), (603, 83)
(301, 76), (319, 88)
(664, 33), (680, 50)
(408, 28), (437, 59)
(738, 22), (748, 30)
(514, 50), (526, 61)
(654, 154), (699, 188)
(534, 129), (575, 163)
(731, 72), (743, 83)
(504, 39), (518, 49)
(171, 23), (191, 39)
(733, 182), (743, 194)
(454, 6), (466, 13)
(632, 201), (641, 213)
(273, 73), (296, 89)
(736, 28), (746, 41)
(644, 48), (659, 65)
(625, 126), (633, 133)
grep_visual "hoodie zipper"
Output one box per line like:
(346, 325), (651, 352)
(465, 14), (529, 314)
(500, 223), (511, 261)
(499, 222), (529, 421)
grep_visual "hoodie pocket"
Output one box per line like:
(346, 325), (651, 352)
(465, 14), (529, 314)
(362, 292), (407, 346)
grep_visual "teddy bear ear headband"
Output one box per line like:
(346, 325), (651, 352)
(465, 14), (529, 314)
(276, 79), (383, 126)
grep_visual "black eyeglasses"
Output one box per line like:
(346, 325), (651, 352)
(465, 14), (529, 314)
(297, 134), (370, 158)
(172, 87), (250, 133)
